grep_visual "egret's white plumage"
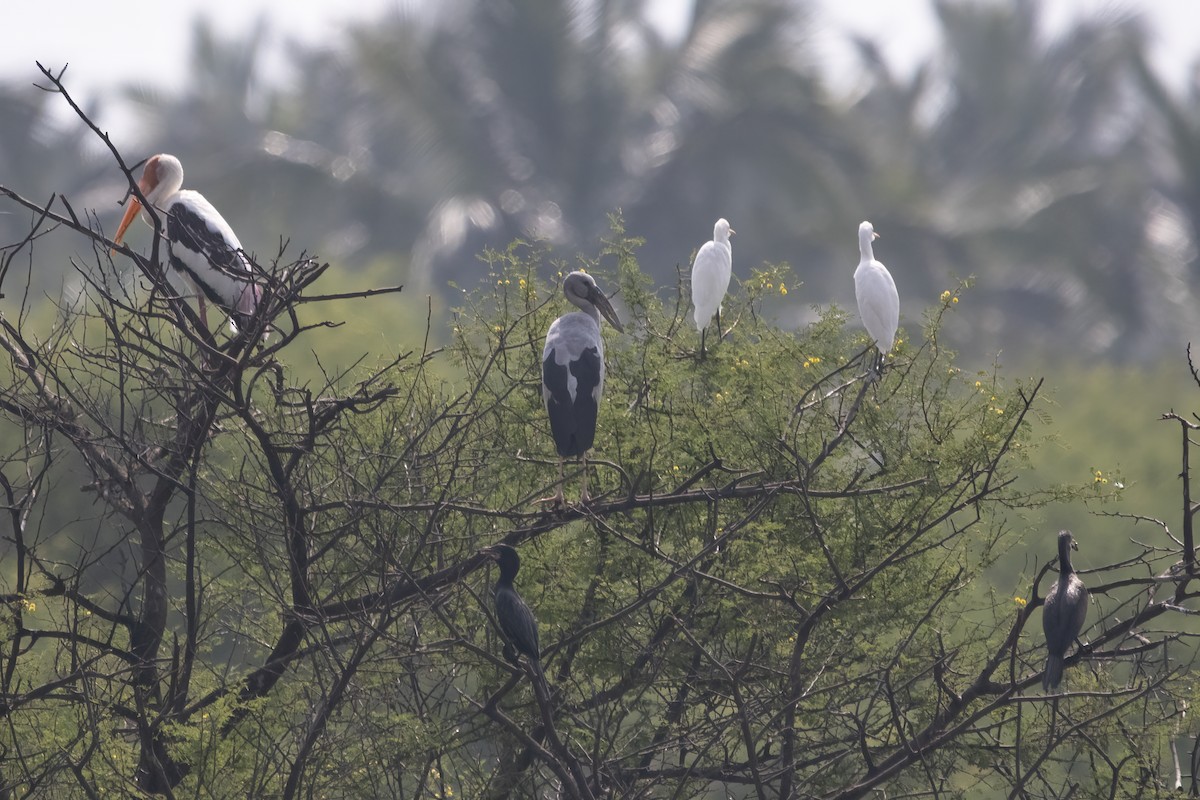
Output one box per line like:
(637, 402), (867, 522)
(691, 218), (734, 359)
(113, 154), (260, 332)
(541, 271), (623, 505)
(853, 221), (899, 368)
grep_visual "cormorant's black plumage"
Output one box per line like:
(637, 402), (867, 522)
(1042, 530), (1088, 691)
(485, 544), (539, 666)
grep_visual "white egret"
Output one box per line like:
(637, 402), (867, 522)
(691, 218), (734, 360)
(853, 220), (899, 375)
(541, 271), (623, 505)
(1042, 530), (1088, 691)
(112, 154), (261, 332)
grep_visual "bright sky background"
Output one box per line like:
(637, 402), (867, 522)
(3, 0), (1196, 141)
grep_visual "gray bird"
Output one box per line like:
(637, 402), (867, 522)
(541, 271), (623, 505)
(1042, 530), (1088, 691)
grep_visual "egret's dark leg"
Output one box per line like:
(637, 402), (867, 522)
(699, 327), (707, 361)
(716, 308), (722, 337)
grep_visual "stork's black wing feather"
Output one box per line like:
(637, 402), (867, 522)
(542, 345), (601, 457)
(166, 203), (245, 310)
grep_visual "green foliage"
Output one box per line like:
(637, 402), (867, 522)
(0, 209), (1192, 798)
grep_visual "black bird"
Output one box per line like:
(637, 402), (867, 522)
(483, 544), (540, 668)
(541, 271), (623, 505)
(1042, 529), (1088, 691)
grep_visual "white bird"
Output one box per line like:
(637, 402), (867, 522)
(853, 220), (899, 375)
(112, 154), (261, 332)
(691, 218), (734, 360)
(1042, 530), (1088, 691)
(541, 271), (623, 506)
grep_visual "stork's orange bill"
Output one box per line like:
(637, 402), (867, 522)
(111, 195), (144, 254)
(111, 160), (156, 254)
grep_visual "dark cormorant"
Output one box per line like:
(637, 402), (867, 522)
(1042, 529), (1088, 691)
(483, 544), (540, 668)
(541, 271), (623, 505)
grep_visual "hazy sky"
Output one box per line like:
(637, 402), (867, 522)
(4, 0), (1196, 141)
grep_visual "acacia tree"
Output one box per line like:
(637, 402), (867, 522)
(0, 70), (1196, 799)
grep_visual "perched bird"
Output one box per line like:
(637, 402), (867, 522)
(483, 544), (540, 669)
(541, 271), (623, 505)
(112, 154), (261, 332)
(1042, 529), (1089, 691)
(853, 221), (899, 375)
(691, 218), (734, 360)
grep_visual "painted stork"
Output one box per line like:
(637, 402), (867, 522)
(1042, 529), (1088, 691)
(483, 544), (540, 669)
(691, 218), (734, 360)
(112, 154), (261, 332)
(853, 221), (899, 375)
(541, 271), (623, 505)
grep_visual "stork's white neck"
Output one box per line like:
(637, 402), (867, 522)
(145, 155), (185, 206)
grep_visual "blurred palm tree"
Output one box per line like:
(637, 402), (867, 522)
(1133, 47), (1200, 294)
(0, 80), (111, 296)
(840, 0), (1183, 359)
(277, 0), (844, 294)
(5, 0), (1200, 359)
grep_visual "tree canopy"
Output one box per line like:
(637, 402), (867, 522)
(1, 69), (1199, 797)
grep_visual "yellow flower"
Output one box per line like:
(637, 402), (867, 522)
(940, 290), (951, 303)
(672, 465), (680, 472)
(952, 297), (959, 305)
(780, 284), (788, 296)
(1013, 596), (1027, 608)
(519, 278), (527, 288)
